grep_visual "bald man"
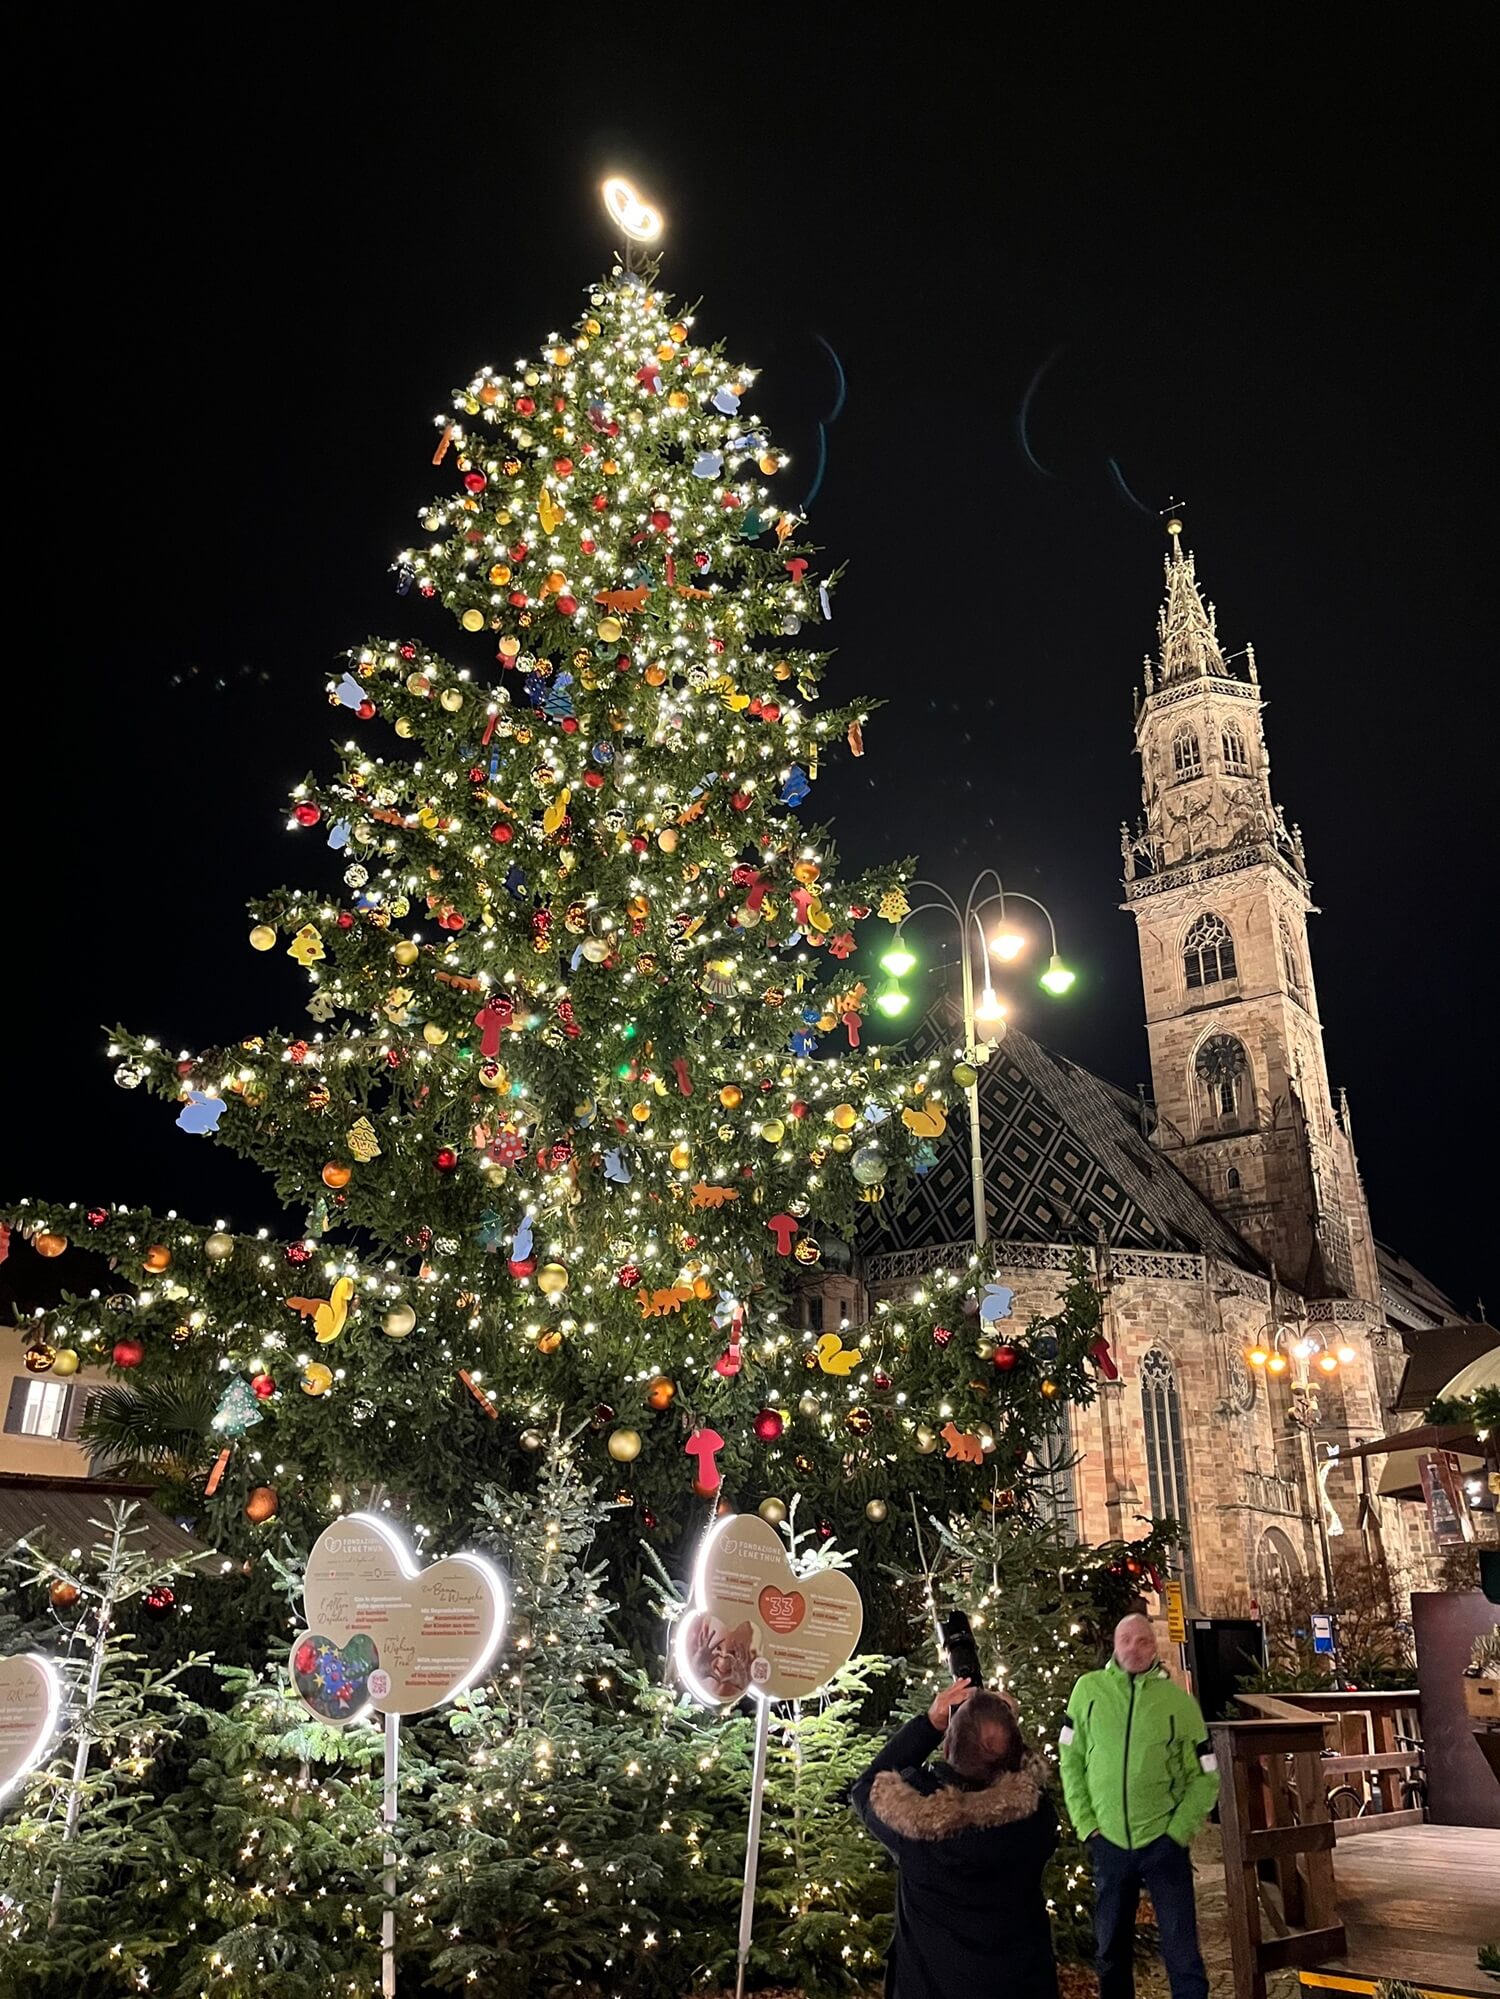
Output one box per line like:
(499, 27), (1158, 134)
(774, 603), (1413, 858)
(1059, 1615), (1218, 1999)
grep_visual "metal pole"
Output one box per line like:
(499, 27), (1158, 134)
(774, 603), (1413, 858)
(383, 1711), (400, 1998)
(1302, 1417), (1339, 1682)
(958, 924), (986, 1248)
(733, 1698), (772, 1999)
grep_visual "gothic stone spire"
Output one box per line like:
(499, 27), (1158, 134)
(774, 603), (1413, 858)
(1157, 516), (1228, 681)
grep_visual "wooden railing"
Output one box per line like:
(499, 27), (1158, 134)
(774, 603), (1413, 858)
(1234, 1690), (1424, 1833)
(1210, 1716), (1346, 1999)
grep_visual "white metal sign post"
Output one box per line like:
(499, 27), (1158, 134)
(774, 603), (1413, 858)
(674, 1513), (864, 1999)
(289, 1513), (506, 1997)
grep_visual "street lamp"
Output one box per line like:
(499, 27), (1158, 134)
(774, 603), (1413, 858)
(1247, 1306), (1357, 1667)
(888, 871), (1073, 1248)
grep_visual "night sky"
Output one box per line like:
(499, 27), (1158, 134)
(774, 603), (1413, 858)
(8, 23), (1494, 1312)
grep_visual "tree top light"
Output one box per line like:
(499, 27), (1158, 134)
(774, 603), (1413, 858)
(601, 176), (664, 246)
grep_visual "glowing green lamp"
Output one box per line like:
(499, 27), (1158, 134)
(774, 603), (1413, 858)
(875, 982), (911, 1019)
(1039, 954), (1076, 996)
(879, 932), (917, 978)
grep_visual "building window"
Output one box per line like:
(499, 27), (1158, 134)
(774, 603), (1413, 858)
(1222, 724), (1249, 773)
(1172, 729), (1202, 780)
(803, 1293), (825, 1332)
(1031, 1408), (1078, 1532)
(1195, 1034), (1252, 1127)
(1226, 1166), (1242, 1190)
(1183, 911), (1237, 989)
(4, 1378), (71, 1439)
(1141, 1349), (1195, 1606)
(1280, 918), (1307, 1006)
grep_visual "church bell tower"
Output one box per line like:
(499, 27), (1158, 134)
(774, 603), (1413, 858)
(1122, 520), (1378, 1301)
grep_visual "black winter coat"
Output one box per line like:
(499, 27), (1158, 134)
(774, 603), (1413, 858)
(850, 1715), (1059, 1999)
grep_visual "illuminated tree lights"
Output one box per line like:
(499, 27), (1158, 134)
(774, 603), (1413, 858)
(2, 263), (1130, 1993)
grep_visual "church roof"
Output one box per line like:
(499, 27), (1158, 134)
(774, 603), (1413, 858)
(1156, 522), (1231, 681)
(863, 999), (1262, 1271)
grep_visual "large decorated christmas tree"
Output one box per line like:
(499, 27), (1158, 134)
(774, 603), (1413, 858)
(2, 232), (1143, 1995)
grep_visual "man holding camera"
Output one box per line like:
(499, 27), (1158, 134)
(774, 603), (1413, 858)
(1060, 1614), (1219, 1999)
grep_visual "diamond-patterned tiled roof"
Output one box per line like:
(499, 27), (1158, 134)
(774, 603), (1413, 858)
(863, 999), (1261, 1270)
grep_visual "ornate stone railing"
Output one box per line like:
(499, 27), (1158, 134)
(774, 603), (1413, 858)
(1239, 1467), (1304, 1517)
(863, 1240), (1207, 1288)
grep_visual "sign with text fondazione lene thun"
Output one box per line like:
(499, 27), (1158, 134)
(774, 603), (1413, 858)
(0, 1652), (63, 1801)
(676, 1512), (863, 1704)
(289, 1513), (506, 1723)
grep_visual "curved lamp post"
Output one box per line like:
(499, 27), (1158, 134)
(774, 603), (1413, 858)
(877, 871), (1073, 1248)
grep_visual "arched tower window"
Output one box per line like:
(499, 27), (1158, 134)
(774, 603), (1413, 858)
(1280, 917), (1307, 1006)
(1195, 1034), (1252, 1128)
(1226, 1166), (1242, 1190)
(1140, 1349), (1195, 1606)
(1172, 728), (1202, 780)
(1183, 911), (1237, 989)
(1221, 723), (1249, 773)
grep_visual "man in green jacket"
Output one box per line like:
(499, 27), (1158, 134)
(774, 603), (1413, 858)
(1060, 1614), (1218, 1999)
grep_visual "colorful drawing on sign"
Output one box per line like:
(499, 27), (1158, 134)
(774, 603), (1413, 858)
(674, 1511), (863, 1705)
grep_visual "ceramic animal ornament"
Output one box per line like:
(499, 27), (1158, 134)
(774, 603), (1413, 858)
(812, 1332), (862, 1376)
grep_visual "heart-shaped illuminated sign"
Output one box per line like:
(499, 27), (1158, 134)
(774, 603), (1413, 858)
(676, 1513), (863, 1704)
(289, 1513), (506, 1723)
(0, 1652), (63, 1802)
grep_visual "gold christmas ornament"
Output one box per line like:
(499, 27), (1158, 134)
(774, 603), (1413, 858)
(914, 1425), (939, 1454)
(248, 924), (277, 952)
(393, 940), (419, 967)
(33, 1231), (67, 1258)
(865, 1498), (889, 1523)
(831, 1103), (858, 1131)
(718, 1084), (743, 1109)
(669, 1142), (692, 1171)
(204, 1231), (235, 1261)
(607, 1427), (642, 1463)
(51, 1349), (81, 1376)
(536, 1262), (570, 1299)
(519, 1428), (546, 1452)
(383, 1303), (417, 1339)
(300, 1362), (334, 1397)
(423, 1022), (449, 1046)
(757, 1497), (789, 1525)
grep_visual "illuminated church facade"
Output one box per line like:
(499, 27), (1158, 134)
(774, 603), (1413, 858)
(803, 524), (1458, 1625)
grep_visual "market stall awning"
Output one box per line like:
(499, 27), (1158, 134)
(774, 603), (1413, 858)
(1332, 1423), (1490, 1500)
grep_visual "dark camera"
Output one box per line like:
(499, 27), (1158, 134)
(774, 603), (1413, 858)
(941, 1611), (984, 1688)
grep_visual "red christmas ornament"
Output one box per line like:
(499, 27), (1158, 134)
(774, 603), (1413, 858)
(932, 1325), (954, 1347)
(580, 536), (596, 555)
(508, 589), (528, 608)
(434, 1148), (458, 1173)
(617, 1263), (641, 1288)
(398, 641), (418, 661)
(463, 471), (487, 494)
(112, 1337), (146, 1369)
(753, 1408), (785, 1443)
(337, 911), (355, 929)
(554, 456), (573, 477)
(583, 769), (605, 790)
(285, 1241), (314, 1266)
(790, 1100), (808, 1119)
(650, 510), (671, 531)
(142, 1584), (176, 1619)
(872, 1369), (893, 1391)
(509, 542), (529, 564)
(356, 698), (376, 720)
(251, 1373), (277, 1400)
(490, 821), (514, 843)
(642, 1507), (657, 1529)
(293, 803), (321, 827)
(992, 1344), (1020, 1372)
(556, 594), (578, 617)
(730, 791), (752, 812)
(592, 493), (608, 513)
(85, 1206), (109, 1229)
(515, 395), (535, 416)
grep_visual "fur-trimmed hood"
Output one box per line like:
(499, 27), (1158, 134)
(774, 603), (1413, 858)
(868, 1753), (1051, 1841)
